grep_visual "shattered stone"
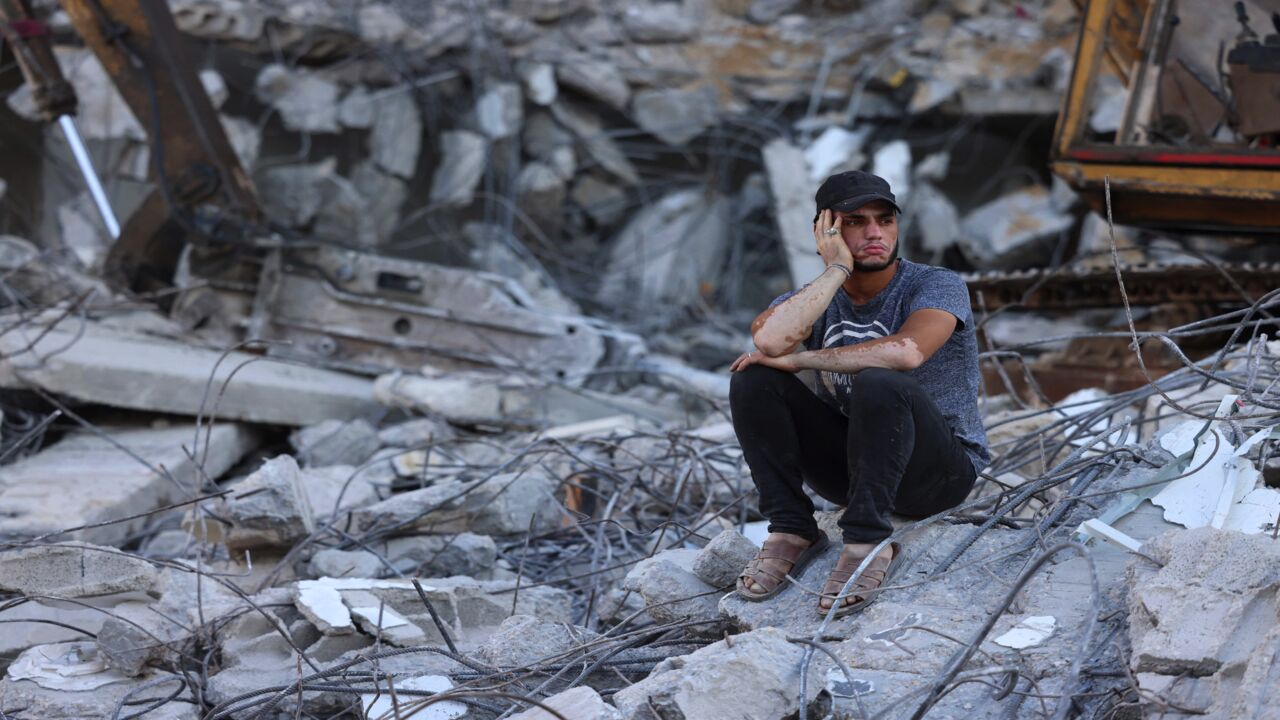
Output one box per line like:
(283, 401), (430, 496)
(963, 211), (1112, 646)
(631, 85), (719, 146)
(510, 687), (621, 720)
(299, 464), (381, 522)
(804, 126), (868, 181)
(912, 182), (960, 253)
(747, 0), (803, 24)
(290, 418), (380, 468)
(556, 54), (631, 111)
(523, 110), (574, 161)
(429, 130), (488, 207)
(572, 174), (629, 226)
(622, 549), (721, 625)
(0, 424), (258, 546)
(871, 140), (912, 205)
(0, 543), (157, 598)
(337, 86), (375, 128)
(958, 185), (1074, 269)
(622, 3), (697, 43)
(352, 469), (560, 536)
(379, 532), (498, 577)
(510, 0), (585, 23)
(596, 189), (730, 315)
(517, 162), (567, 224)
(220, 114), (262, 171)
(612, 627), (819, 719)
(56, 193), (111, 269)
(378, 417), (455, 448)
(95, 615), (170, 677)
(309, 548), (385, 579)
(350, 160), (408, 243)
(346, 590), (428, 646)
(550, 100), (640, 185)
(763, 138), (827, 288)
(520, 62), (558, 106)
(219, 455), (315, 551)
(1128, 528), (1280, 678)
(487, 9), (542, 43)
(254, 63), (340, 133)
(474, 614), (600, 667)
(357, 3), (410, 44)
(692, 529), (758, 588)
(200, 68), (229, 109)
(477, 82), (525, 140)
(370, 90), (422, 179)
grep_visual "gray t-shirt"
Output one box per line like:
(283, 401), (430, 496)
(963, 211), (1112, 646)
(771, 259), (990, 473)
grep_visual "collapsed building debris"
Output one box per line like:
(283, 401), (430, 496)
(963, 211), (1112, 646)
(1, 0), (1278, 718)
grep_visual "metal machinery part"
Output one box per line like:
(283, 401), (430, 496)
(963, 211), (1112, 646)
(1052, 0), (1280, 231)
(1, 0), (611, 379)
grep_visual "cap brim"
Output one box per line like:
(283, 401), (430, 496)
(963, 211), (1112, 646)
(831, 193), (901, 214)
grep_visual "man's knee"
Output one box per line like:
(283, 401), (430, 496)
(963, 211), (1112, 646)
(729, 364), (788, 404)
(847, 367), (917, 410)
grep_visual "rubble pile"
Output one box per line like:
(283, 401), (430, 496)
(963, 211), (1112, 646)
(1, 0), (1279, 718)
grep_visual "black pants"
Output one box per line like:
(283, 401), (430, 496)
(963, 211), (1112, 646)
(730, 365), (976, 544)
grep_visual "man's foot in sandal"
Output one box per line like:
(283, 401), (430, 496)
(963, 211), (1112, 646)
(818, 541), (901, 617)
(736, 532), (830, 602)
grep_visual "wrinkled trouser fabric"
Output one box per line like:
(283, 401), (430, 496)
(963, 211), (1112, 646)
(729, 365), (976, 544)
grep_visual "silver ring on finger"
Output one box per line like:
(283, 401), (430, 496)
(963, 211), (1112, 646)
(823, 227), (839, 236)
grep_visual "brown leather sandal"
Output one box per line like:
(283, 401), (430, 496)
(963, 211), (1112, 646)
(735, 534), (830, 602)
(818, 541), (903, 618)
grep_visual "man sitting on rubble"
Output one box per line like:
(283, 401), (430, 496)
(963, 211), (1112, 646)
(728, 170), (990, 617)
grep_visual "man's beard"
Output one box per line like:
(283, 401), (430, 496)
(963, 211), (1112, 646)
(853, 241), (899, 272)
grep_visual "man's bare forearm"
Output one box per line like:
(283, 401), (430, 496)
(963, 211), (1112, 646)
(792, 335), (924, 373)
(751, 266), (847, 356)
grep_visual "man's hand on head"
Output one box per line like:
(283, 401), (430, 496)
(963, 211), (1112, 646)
(814, 209), (853, 269)
(731, 350), (800, 373)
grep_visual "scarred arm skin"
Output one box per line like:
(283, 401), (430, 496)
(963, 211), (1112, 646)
(749, 265), (848, 357)
(791, 308), (958, 373)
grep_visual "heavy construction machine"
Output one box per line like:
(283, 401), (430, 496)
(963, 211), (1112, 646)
(0, 0), (608, 378)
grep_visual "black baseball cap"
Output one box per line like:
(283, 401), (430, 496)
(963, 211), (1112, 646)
(814, 170), (901, 220)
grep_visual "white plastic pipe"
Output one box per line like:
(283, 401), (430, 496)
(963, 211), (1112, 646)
(57, 114), (120, 239)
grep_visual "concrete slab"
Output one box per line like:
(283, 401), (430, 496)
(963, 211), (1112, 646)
(0, 424), (259, 545)
(762, 138), (826, 290)
(0, 321), (378, 426)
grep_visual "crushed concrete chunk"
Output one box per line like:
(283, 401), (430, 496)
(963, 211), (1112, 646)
(352, 469), (559, 536)
(692, 529), (758, 588)
(612, 628), (818, 719)
(219, 455), (315, 551)
(623, 549), (721, 625)
(254, 63), (339, 133)
(557, 54), (630, 110)
(475, 614), (600, 667)
(371, 90), (422, 179)
(0, 320), (378, 425)
(477, 82), (524, 139)
(429, 130), (488, 206)
(0, 543), (156, 598)
(631, 85), (719, 146)
(363, 675), (466, 719)
(290, 419), (380, 468)
(993, 615), (1056, 649)
(510, 686), (621, 719)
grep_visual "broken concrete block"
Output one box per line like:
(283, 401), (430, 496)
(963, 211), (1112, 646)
(692, 529), (758, 588)
(763, 138), (827, 289)
(2, 641), (199, 718)
(477, 82), (524, 140)
(572, 174), (628, 226)
(557, 54), (630, 111)
(631, 85), (718, 146)
(622, 2), (696, 42)
(362, 675), (466, 719)
(804, 126), (868, 181)
(345, 590), (427, 647)
(871, 140), (912, 206)
(6, 48), (143, 139)
(0, 320), (378, 426)
(371, 90), (422, 179)
(623, 549), (721, 624)
(0, 543), (156, 598)
(430, 130), (488, 207)
(1128, 527), (1280, 678)
(596, 189), (730, 316)
(357, 3), (410, 43)
(309, 548), (384, 579)
(254, 63), (340, 133)
(95, 616), (168, 677)
(374, 370), (672, 429)
(520, 62), (558, 106)
(511, 0), (584, 22)
(220, 114), (261, 171)
(337, 86), (375, 128)
(746, 0), (803, 24)
(221, 455), (314, 551)
(299, 464), (382, 522)
(381, 532), (498, 577)
(0, 424), (257, 546)
(377, 417), (454, 448)
(352, 469), (559, 536)
(958, 186), (1074, 269)
(290, 419), (380, 468)
(612, 628), (818, 719)
(510, 686), (621, 720)
(913, 182), (960, 253)
(551, 100), (640, 185)
(474, 614), (599, 667)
